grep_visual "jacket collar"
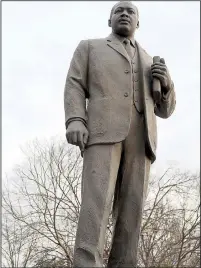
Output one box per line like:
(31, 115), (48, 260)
(107, 33), (135, 47)
(106, 32), (152, 79)
(106, 33), (131, 62)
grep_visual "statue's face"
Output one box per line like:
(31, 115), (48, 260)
(109, 1), (138, 37)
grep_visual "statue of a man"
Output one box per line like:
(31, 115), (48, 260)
(64, 1), (176, 267)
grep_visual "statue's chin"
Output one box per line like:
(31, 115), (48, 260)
(114, 27), (130, 37)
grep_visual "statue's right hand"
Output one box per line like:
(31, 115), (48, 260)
(66, 121), (89, 153)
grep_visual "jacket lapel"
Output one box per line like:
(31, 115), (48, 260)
(106, 33), (131, 63)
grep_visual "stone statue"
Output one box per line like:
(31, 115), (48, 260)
(64, 1), (176, 267)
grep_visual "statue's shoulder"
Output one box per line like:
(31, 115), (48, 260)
(76, 38), (109, 54)
(77, 38), (106, 51)
(87, 37), (106, 45)
(80, 37), (105, 42)
(76, 38), (105, 50)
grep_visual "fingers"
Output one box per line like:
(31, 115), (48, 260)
(151, 60), (167, 80)
(152, 57), (166, 72)
(151, 63), (167, 71)
(66, 121), (89, 156)
(72, 132), (78, 145)
(83, 132), (89, 145)
(66, 132), (71, 144)
(152, 69), (166, 75)
(66, 131), (78, 145)
(77, 131), (84, 151)
(152, 73), (164, 80)
(80, 132), (89, 157)
(66, 129), (88, 153)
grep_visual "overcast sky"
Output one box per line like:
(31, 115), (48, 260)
(2, 1), (200, 177)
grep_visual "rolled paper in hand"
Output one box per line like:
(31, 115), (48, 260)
(153, 56), (161, 104)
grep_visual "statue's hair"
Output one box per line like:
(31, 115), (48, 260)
(109, 1), (139, 20)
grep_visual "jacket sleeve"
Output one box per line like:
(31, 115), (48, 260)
(64, 40), (89, 125)
(154, 81), (176, 119)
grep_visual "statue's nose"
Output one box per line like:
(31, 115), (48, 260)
(121, 11), (129, 17)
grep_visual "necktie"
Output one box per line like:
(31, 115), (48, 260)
(123, 39), (133, 59)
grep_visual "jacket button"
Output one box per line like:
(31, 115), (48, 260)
(124, 70), (129, 73)
(124, 93), (128, 97)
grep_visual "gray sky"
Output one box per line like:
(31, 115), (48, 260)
(2, 1), (200, 176)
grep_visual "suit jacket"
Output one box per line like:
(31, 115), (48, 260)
(64, 33), (176, 163)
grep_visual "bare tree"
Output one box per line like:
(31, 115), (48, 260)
(2, 213), (39, 268)
(2, 138), (200, 267)
(3, 138), (83, 267)
(138, 168), (200, 267)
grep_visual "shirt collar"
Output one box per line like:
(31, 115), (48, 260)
(113, 33), (135, 48)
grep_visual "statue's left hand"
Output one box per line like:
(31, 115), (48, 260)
(151, 58), (172, 94)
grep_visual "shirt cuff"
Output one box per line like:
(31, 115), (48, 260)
(65, 117), (87, 129)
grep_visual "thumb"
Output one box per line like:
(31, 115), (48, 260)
(160, 58), (166, 64)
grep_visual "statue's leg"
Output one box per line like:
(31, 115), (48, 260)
(73, 143), (122, 268)
(107, 105), (151, 268)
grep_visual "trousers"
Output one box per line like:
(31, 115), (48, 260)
(73, 104), (151, 267)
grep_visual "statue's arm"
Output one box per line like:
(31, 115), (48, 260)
(154, 81), (176, 119)
(64, 40), (89, 126)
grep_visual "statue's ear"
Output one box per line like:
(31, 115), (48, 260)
(136, 21), (140, 29)
(108, 19), (111, 27)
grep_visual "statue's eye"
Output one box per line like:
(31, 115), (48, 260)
(129, 10), (135, 14)
(114, 8), (122, 14)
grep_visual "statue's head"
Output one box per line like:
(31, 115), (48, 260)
(108, 1), (139, 38)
